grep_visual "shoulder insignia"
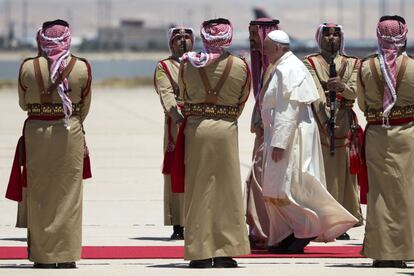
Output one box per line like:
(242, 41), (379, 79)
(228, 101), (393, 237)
(161, 57), (173, 62)
(156, 69), (165, 80)
(239, 55), (247, 61)
(361, 53), (378, 62)
(21, 56), (39, 65)
(71, 54), (87, 62)
(340, 53), (359, 60)
(304, 53), (320, 60)
(71, 55), (91, 68)
(235, 53), (247, 60)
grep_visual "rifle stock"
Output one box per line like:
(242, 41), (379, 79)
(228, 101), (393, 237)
(180, 36), (187, 54)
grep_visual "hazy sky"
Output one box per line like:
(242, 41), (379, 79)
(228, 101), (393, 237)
(1, 0), (413, 41)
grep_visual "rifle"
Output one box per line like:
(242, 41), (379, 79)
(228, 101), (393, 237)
(328, 40), (337, 156)
(180, 35), (187, 55)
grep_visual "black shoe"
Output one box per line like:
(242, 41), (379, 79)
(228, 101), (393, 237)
(268, 245), (288, 254)
(279, 233), (296, 248)
(33, 263), (56, 269)
(213, 257), (238, 268)
(268, 233), (296, 253)
(373, 260), (407, 268)
(189, 258), (213, 268)
(286, 236), (316, 253)
(57, 262), (77, 269)
(170, 225), (184, 240)
(336, 232), (350, 240)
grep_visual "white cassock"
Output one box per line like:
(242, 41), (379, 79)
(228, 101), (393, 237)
(261, 51), (358, 246)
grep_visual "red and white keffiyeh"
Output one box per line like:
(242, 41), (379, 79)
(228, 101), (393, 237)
(376, 19), (408, 125)
(181, 18), (233, 68)
(37, 22), (72, 129)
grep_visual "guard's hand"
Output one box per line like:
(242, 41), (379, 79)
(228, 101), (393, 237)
(327, 76), (345, 93)
(272, 147), (285, 162)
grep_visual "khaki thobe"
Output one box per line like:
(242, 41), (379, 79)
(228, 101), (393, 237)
(304, 54), (363, 225)
(357, 54), (414, 260)
(16, 188), (27, 228)
(244, 63), (276, 242)
(18, 55), (92, 263)
(154, 58), (185, 226)
(179, 52), (251, 260)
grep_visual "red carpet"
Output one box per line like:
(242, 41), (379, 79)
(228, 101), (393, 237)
(0, 246), (362, 259)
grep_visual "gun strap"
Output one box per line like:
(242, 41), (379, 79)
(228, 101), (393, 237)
(198, 54), (233, 104)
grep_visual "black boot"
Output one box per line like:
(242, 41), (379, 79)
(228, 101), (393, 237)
(189, 258), (213, 268)
(213, 257), (238, 268)
(57, 262), (77, 269)
(170, 225), (184, 240)
(33, 263), (56, 269)
(373, 260), (407, 268)
(336, 232), (350, 240)
(268, 234), (315, 254)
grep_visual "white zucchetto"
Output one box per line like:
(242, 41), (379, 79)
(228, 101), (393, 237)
(268, 30), (290, 45)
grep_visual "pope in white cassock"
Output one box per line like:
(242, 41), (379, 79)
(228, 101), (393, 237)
(260, 30), (358, 254)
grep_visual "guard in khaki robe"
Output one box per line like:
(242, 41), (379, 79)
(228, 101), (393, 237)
(173, 18), (251, 268)
(245, 18), (279, 248)
(154, 27), (194, 240)
(357, 15), (414, 268)
(6, 20), (92, 269)
(303, 23), (363, 240)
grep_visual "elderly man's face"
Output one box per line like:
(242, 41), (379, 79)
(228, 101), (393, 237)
(263, 36), (283, 63)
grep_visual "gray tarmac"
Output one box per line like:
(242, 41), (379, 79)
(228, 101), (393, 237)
(0, 87), (409, 275)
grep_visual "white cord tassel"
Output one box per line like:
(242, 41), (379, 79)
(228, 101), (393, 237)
(54, 59), (73, 130)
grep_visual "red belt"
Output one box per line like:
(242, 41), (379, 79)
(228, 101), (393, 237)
(28, 115), (65, 120)
(366, 117), (414, 126)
